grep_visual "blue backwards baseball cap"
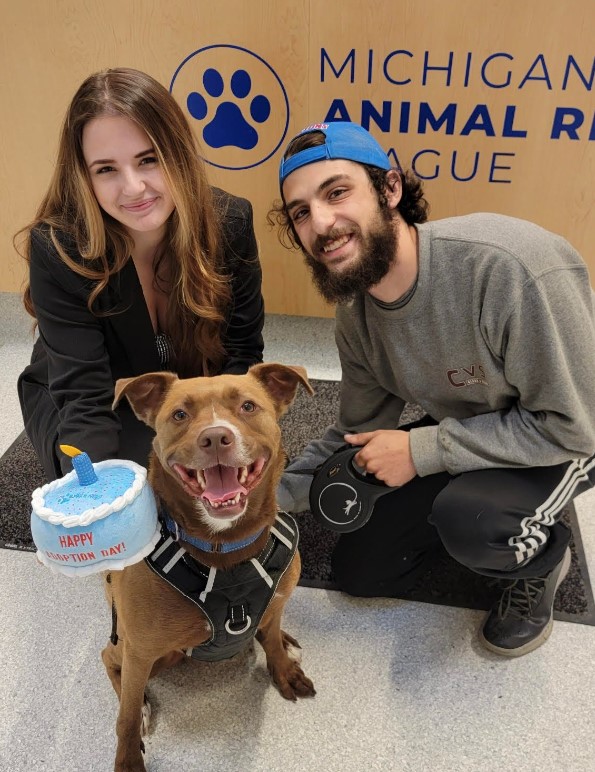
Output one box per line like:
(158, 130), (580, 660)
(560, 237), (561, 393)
(279, 122), (391, 187)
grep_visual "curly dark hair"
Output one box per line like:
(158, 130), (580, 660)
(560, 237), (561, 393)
(267, 129), (430, 250)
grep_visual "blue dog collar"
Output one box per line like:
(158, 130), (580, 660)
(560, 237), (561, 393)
(162, 511), (264, 554)
(279, 122), (391, 186)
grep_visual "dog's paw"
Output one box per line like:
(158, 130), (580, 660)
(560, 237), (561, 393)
(273, 661), (316, 701)
(140, 694), (152, 736)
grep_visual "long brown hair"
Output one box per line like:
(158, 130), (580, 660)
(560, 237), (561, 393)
(16, 67), (231, 375)
(267, 129), (430, 250)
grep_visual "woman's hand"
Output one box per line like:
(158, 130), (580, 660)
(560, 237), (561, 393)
(344, 429), (417, 487)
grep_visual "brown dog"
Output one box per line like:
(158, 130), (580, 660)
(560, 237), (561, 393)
(103, 363), (315, 771)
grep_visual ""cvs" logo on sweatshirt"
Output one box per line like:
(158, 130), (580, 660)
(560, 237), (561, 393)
(447, 364), (488, 388)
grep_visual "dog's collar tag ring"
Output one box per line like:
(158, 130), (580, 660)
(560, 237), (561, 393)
(309, 446), (399, 533)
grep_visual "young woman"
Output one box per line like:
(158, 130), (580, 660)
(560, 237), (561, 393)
(17, 68), (265, 480)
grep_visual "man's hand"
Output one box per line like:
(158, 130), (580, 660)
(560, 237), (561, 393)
(344, 429), (417, 487)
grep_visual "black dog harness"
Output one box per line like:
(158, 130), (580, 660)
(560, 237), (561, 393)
(144, 511), (298, 662)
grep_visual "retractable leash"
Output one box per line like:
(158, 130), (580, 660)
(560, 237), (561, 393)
(290, 445), (400, 533)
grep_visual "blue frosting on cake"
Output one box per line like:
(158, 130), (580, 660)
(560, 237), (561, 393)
(44, 467), (136, 515)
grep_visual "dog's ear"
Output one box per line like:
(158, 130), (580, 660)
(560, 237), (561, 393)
(113, 372), (178, 428)
(249, 363), (313, 414)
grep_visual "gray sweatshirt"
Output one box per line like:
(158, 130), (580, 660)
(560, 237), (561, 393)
(279, 213), (595, 513)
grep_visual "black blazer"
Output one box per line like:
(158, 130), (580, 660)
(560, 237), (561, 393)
(18, 188), (265, 479)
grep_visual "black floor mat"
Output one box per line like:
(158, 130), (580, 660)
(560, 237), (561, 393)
(2, 379), (594, 625)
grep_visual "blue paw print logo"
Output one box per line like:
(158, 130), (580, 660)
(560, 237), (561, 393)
(188, 68), (271, 151)
(171, 45), (289, 170)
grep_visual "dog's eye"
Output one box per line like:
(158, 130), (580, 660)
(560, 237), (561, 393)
(172, 409), (188, 421)
(241, 401), (256, 413)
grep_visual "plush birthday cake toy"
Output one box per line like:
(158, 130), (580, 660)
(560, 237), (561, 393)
(30, 445), (160, 577)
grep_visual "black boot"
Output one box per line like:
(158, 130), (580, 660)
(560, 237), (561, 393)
(479, 547), (571, 657)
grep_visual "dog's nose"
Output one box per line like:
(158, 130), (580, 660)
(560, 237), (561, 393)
(198, 425), (235, 449)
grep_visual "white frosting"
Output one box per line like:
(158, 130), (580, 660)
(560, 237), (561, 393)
(31, 459), (148, 528)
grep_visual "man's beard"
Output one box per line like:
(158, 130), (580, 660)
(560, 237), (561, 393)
(302, 210), (397, 304)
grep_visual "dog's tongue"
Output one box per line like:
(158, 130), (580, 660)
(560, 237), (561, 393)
(202, 465), (247, 504)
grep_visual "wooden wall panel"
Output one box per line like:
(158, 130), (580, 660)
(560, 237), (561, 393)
(1, 0), (593, 318)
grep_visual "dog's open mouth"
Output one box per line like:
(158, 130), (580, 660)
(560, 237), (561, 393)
(170, 457), (268, 517)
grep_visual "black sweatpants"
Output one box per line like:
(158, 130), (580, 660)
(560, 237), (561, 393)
(331, 421), (595, 598)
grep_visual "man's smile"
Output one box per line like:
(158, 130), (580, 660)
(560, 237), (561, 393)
(322, 234), (352, 253)
(315, 228), (360, 265)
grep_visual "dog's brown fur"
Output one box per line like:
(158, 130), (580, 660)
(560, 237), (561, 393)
(102, 363), (315, 771)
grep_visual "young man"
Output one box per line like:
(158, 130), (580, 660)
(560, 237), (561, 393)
(270, 121), (595, 657)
